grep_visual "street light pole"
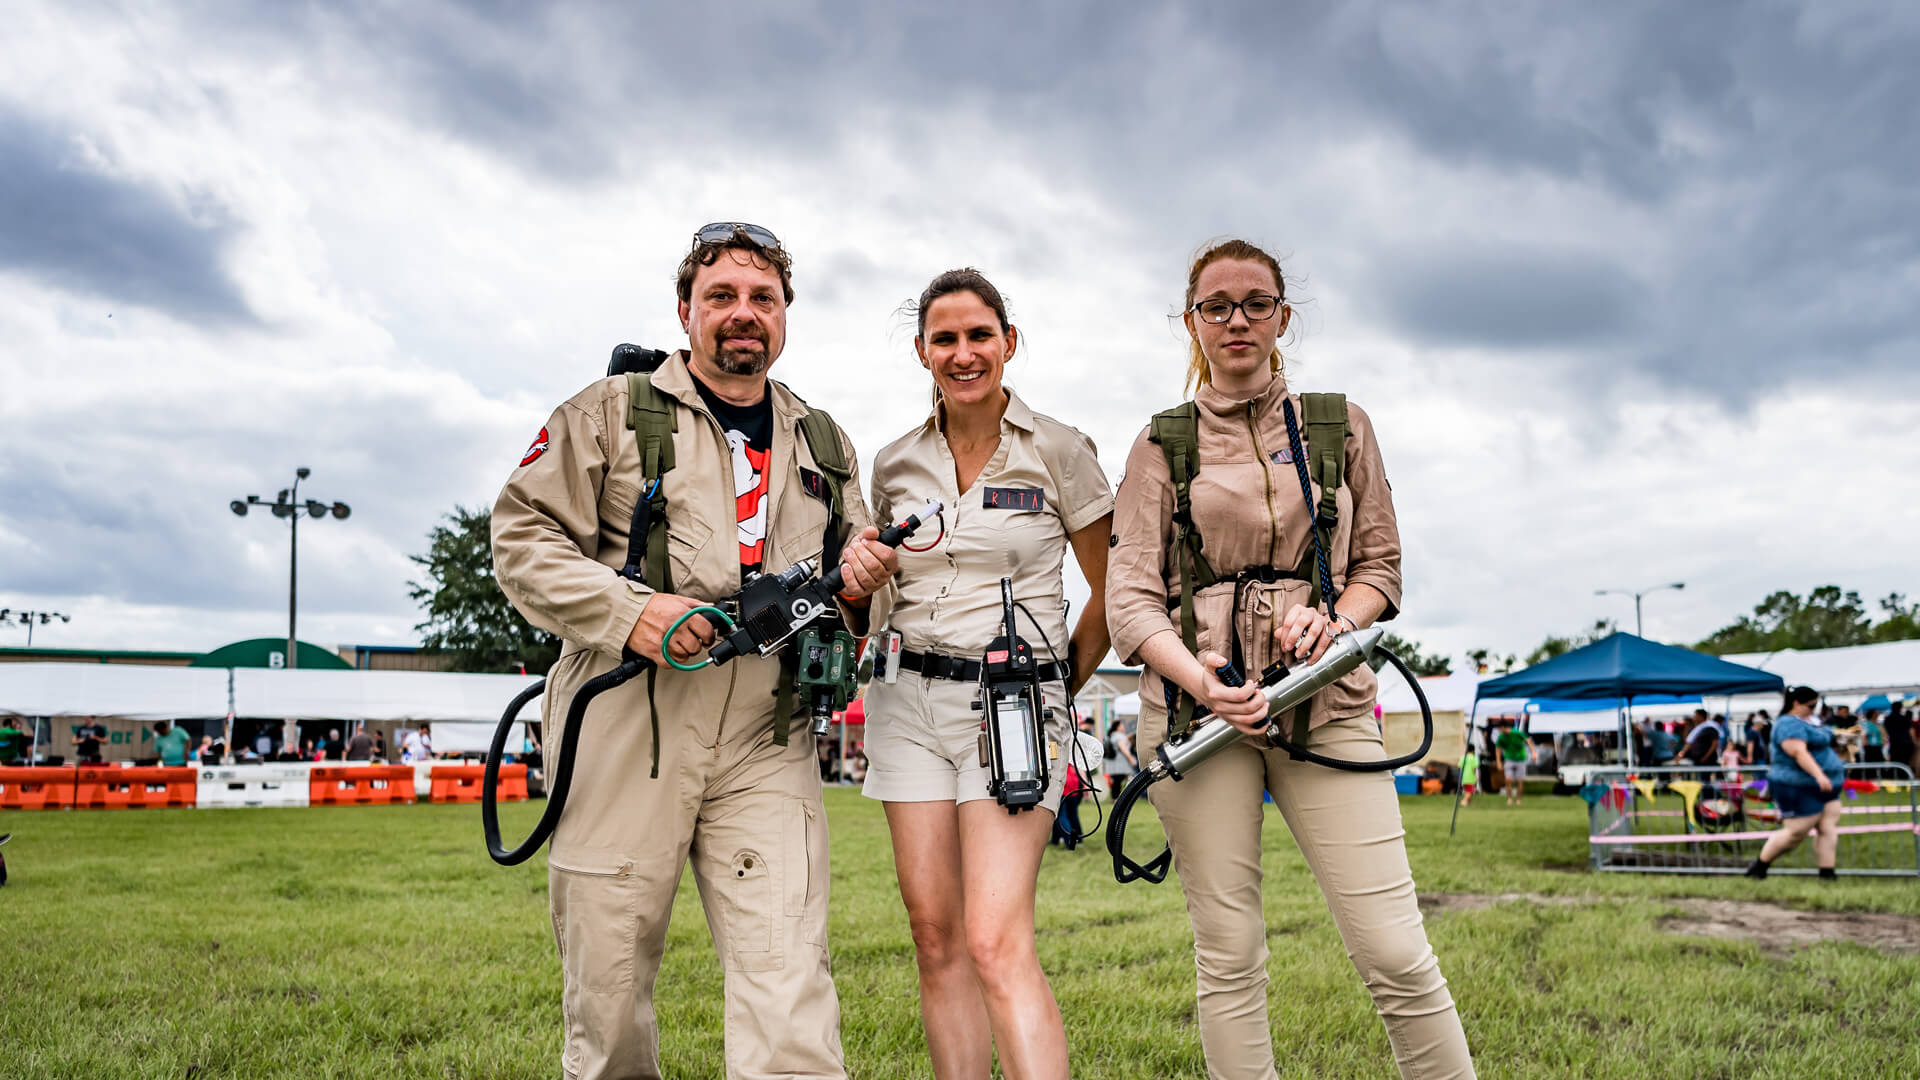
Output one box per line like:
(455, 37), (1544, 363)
(1595, 582), (1686, 637)
(0, 609), (71, 647)
(231, 467), (351, 669)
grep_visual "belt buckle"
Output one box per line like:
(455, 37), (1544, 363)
(944, 656), (969, 681)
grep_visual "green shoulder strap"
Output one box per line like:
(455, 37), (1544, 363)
(1301, 392), (1347, 570)
(1149, 402), (1217, 739)
(623, 371), (680, 778)
(795, 405), (851, 563)
(1288, 391), (1349, 757)
(624, 371), (678, 594)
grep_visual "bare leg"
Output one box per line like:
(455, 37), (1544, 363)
(886, 801), (991, 1080)
(1758, 815), (1819, 864)
(958, 800), (1070, 1080)
(1812, 799), (1844, 868)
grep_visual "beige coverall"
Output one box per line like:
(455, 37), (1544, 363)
(493, 352), (873, 1080)
(1107, 375), (1475, 1080)
(861, 390), (1114, 811)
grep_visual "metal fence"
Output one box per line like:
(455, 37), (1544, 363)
(1583, 763), (1920, 876)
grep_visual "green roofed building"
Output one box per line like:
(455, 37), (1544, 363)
(192, 638), (353, 670)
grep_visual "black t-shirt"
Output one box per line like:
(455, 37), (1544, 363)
(692, 376), (774, 579)
(78, 723), (106, 756)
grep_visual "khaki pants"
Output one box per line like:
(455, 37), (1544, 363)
(545, 650), (843, 1080)
(1144, 709), (1474, 1080)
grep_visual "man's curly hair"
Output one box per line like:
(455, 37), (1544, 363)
(675, 227), (795, 305)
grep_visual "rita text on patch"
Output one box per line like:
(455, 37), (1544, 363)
(982, 487), (1045, 511)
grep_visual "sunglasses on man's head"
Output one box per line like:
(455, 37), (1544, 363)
(693, 222), (783, 251)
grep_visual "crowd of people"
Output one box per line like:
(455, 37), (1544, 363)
(0, 718), (541, 770)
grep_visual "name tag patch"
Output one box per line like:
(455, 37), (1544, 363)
(982, 487), (1045, 511)
(799, 467), (831, 503)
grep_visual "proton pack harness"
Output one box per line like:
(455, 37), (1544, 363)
(482, 343), (939, 866)
(1105, 388), (1434, 884)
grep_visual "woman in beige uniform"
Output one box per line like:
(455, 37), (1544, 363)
(864, 268), (1113, 1080)
(1106, 239), (1474, 1079)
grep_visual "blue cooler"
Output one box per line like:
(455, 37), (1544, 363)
(1392, 773), (1421, 796)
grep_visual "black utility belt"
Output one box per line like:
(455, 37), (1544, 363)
(899, 648), (1071, 685)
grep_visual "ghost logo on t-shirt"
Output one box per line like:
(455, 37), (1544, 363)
(727, 429), (771, 570)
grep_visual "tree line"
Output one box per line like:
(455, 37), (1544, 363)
(407, 506), (1917, 678)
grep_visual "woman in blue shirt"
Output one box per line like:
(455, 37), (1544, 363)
(1747, 686), (1845, 879)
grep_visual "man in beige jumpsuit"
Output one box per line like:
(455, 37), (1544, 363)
(493, 225), (897, 1080)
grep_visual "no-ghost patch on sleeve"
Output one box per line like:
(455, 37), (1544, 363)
(520, 427), (550, 466)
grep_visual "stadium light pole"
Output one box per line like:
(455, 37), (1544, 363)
(0, 609), (70, 647)
(230, 467), (351, 669)
(1595, 582), (1685, 638)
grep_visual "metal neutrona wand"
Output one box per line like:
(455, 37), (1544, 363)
(1107, 627), (1434, 884)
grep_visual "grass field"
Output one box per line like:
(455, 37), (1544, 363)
(3, 789), (1917, 1079)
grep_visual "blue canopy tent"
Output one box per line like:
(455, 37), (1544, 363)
(1473, 633), (1784, 769)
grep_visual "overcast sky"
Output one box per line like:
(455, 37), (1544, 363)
(3, 0), (1916, 668)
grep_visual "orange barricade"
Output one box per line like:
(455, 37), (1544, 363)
(430, 763), (523, 804)
(75, 766), (197, 810)
(309, 765), (416, 807)
(0, 766), (76, 810)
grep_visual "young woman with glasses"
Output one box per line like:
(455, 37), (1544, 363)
(862, 268), (1114, 1080)
(1105, 239), (1474, 1079)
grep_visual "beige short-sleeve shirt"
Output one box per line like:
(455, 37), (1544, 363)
(871, 389), (1113, 655)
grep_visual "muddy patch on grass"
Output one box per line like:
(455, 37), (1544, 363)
(1419, 892), (1920, 952)
(1419, 892), (1591, 914)
(1657, 900), (1920, 953)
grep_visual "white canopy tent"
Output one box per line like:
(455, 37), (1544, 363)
(0, 663), (232, 721)
(0, 663), (542, 723)
(228, 667), (543, 722)
(1722, 640), (1920, 704)
(0, 663), (543, 763)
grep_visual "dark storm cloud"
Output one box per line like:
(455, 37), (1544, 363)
(40, 1), (1920, 400)
(1373, 248), (1643, 348)
(0, 106), (254, 324)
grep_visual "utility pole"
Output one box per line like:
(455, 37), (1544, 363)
(231, 467), (351, 669)
(0, 609), (70, 647)
(1595, 582), (1686, 637)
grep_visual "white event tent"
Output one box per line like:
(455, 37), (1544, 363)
(1721, 639), (1920, 707)
(0, 663), (544, 759)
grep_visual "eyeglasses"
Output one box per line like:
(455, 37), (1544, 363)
(1189, 294), (1283, 324)
(693, 222), (783, 251)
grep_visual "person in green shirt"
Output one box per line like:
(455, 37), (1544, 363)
(1459, 747), (1480, 807)
(151, 721), (191, 767)
(0, 721), (31, 764)
(1494, 721), (1531, 806)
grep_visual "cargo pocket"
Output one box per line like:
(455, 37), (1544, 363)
(1240, 579), (1313, 677)
(785, 797), (828, 947)
(665, 513), (714, 593)
(549, 855), (639, 994)
(721, 848), (779, 971)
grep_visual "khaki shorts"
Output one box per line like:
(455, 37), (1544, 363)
(861, 668), (1068, 815)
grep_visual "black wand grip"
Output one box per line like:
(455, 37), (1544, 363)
(818, 499), (944, 599)
(1214, 662), (1246, 688)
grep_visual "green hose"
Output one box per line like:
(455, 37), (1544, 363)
(662, 606), (736, 671)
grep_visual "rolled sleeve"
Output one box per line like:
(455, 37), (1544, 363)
(1341, 402), (1402, 619)
(1105, 427), (1177, 665)
(491, 395), (654, 659)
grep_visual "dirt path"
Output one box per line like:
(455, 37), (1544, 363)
(1419, 892), (1920, 953)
